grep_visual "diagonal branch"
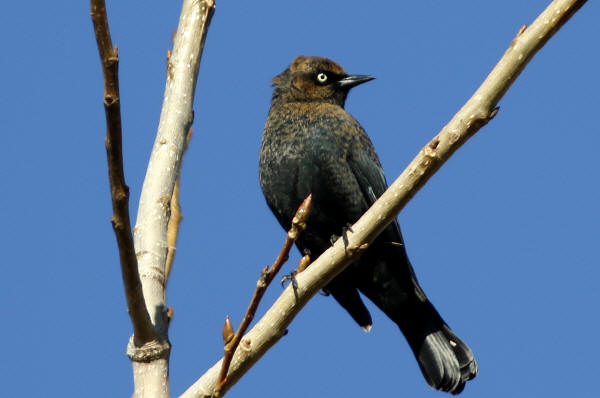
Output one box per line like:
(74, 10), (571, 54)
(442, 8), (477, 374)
(179, 0), (587, 396)
(90, 0), (156, 344)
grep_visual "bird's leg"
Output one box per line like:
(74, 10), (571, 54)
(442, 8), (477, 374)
(280, 269), (298, 288)
(330, 234), (340, 245)
(331, 223), (355, 254)
(280, 250), (312, 298)
(281, 269), (300, 300)
(342, 223), (353, 249)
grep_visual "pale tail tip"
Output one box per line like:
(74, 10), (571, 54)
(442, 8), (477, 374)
(361, 324), (373, 333)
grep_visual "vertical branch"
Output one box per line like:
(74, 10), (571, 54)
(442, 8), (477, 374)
(133, 0), (215, 336)
(90, 0), (156, 344)
(129, 1), (214, 397)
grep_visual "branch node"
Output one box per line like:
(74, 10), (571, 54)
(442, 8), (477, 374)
(126, 336), (171, 363)
(240, 338), (252, 351)
(104, 94), (119, 106)
(428, 137), (440, 150)
(511, 25), (528, 48)
(489, 106), (500, 120)
(347, 242), (370, 256)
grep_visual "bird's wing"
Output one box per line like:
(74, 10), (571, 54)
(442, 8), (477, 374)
(347, 146), (387, 204)
(346, 142), (405, 247)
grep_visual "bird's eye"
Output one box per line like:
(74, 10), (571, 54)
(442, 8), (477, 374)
(316, 73), (328, 84)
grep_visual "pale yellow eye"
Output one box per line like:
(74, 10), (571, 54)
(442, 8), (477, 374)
(316, 73), (328, 83)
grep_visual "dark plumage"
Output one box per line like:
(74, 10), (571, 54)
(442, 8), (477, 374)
(259, 55), (477, 394)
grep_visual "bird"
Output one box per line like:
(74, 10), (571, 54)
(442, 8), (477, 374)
(258, 55), (477, 394)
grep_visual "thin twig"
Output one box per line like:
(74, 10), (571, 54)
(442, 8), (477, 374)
(212, 195), (312, 398)
(90, 0), (156, 344)
(180, 1), (587, 397)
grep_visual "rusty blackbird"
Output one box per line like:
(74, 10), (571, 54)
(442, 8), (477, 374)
(259, 55), (477, 394)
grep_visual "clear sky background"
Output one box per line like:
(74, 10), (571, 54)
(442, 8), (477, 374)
(2, 1), (598, 397)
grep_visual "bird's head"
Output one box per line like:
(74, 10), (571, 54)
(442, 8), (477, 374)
(271, 55), (374, 107)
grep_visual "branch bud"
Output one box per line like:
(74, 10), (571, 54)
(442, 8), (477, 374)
(297, 254), (311, 273)
(288, 194), (313, 240)
(222, 316), (234, 345)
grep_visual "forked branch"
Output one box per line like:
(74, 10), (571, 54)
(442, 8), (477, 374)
(93, 0), (216, 397)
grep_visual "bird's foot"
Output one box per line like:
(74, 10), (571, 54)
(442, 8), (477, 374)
(330, 234), (340, 245)
(330, 223), (354, 252)
(342, 223), (353, 249)
(332, 224), (370, 256)
(280, 270), (298, 290)
(280, 253), (311, 299)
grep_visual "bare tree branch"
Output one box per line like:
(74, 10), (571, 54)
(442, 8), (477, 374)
(91, 0), (156, 344)
(133, 0), (214, 334)
(127, 0), (215, 395)
(180, 0), (587, 396)
(212, 195), (312, 398)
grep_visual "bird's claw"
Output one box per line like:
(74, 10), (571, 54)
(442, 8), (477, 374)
(281, 270), (298, 290)
(342, 223), (353, 250)
(330, 234), (340, 245)
(330, 224), (354, 252)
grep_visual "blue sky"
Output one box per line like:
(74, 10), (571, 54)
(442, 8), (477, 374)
(2, 1), (598, 397)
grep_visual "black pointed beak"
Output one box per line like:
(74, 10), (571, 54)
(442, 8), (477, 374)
(336, 74), (375, 89)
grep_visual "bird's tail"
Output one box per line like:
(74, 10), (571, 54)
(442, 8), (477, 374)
(356, 237), (478, 394)
(397, 299), (478, 394)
